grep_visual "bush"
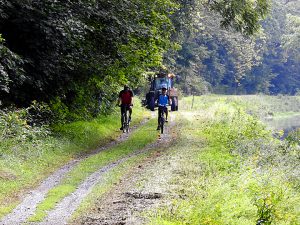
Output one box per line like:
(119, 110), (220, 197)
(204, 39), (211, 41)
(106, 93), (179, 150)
(0, 107), (49, 142)
(286, 128), (300, 147)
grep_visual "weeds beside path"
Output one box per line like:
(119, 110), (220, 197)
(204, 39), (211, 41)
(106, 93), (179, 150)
(1, 103), (149, 224)
(73, 96), (300, 225)
(2, 95), (300, 225)
(0, 112), (154, 224)
(147, 96), (300, 225)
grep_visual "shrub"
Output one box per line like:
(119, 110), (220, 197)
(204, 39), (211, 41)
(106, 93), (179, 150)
(286, 128), (300, 147)
(0, 107), (49, 142)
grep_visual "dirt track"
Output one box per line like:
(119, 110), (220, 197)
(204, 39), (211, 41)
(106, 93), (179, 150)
(0, 113), (178, 225)
(74, 118), (178, 225)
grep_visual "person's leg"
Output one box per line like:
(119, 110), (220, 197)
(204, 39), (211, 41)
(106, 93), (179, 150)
(165, 107), (168, 122)
(129, 106), (132, 121)
(157, 107), (162, 130)
(120, 105), (125, 130)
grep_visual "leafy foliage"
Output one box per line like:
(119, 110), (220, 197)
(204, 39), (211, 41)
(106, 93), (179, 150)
(164, 0), (270, 95)
(167, 0), (300, 95)
(0, 0), (178, 117)
(208, 0), (269, 35)
(0, 0), (272, 119)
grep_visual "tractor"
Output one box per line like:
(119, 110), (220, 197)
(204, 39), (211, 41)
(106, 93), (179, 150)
(145, 72), (178, 111)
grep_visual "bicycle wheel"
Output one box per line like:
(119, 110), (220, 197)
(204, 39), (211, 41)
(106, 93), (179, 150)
(123, 112), (127, 133)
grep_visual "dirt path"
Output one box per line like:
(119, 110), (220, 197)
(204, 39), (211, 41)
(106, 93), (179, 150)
(40, 123), (175, 225)
(0, 112), (179, 225)
(0, 119), (150, 225)
(40, 114), (177, 225)
(72, 116), (179, 225)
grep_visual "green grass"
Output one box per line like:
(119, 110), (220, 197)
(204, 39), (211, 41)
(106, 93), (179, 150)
(28, 118), (158, 222)
(0, 101), (149, 219)
(147, 96), (300, 225)
(2, 95), (300, 223)
(182, 95), (300, 118)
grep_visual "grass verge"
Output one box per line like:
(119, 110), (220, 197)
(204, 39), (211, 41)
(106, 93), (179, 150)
(147, 96), (300, 225)
(0, 101), (148, 219)
(28, 118), (158, 222)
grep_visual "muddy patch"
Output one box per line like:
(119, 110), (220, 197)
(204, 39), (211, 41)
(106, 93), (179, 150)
(0, 170), (17, 180)
(125, 192), (162, 200)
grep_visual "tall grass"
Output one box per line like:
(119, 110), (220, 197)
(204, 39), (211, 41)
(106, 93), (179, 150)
(0, 100), (149, 218)
(148, 96), (300, 224)
(183, 95), (300, 118)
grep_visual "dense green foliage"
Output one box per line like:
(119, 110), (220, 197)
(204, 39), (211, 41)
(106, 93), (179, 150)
(0, 0), (177, 115)
(0, 0), (270, 119)
(1, 0), (298, 113)
(170, 0), (300, 95)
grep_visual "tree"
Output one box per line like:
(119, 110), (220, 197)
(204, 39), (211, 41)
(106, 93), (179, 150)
(0, 0), (272, 119)
(167, 1), (269, 94)
(0, 0), (178, 118)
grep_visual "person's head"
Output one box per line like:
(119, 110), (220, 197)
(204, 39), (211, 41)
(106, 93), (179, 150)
(124, 84), (129, 91)
(162, 87), (167, 94)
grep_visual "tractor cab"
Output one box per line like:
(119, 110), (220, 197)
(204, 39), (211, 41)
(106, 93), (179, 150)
(145, 72), (178, 111)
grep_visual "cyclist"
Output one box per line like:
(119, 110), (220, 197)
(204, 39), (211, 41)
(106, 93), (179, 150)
(156, 85), (171, 130)
(118, 84), (134, 130)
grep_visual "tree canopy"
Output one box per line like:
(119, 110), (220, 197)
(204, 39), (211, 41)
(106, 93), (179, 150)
(171, 0), (300, 95)
(0, 0), (275, 119)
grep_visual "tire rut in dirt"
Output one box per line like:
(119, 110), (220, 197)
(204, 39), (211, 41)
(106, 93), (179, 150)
(39, 115), (174, 224)
(0, 119), (149, 225)
(76, 114), (177, 225)
(0, 160), (80, 225)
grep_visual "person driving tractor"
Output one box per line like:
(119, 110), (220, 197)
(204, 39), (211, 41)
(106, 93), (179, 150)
(118, 84), (133, 130)
(156, 85), (170, 130)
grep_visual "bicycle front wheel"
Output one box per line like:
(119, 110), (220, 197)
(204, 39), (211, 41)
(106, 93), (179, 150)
(125, 122), (129, 133)
(123, 113), (127, 133)
(125, 110), (130, 133)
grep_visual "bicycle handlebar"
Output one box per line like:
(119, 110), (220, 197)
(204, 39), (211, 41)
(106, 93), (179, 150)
(119, 104), (133, 107)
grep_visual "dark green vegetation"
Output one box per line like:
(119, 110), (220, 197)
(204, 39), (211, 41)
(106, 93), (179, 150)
(0, 0), (270, 119)
(169, 0), (300, 95)
(148, 96), (300, 224)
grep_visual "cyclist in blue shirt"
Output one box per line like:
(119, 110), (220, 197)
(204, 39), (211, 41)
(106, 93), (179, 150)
(156, 85), (171, 130)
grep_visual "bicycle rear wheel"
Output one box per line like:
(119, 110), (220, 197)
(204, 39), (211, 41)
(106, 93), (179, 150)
(122, 113), (127, 133)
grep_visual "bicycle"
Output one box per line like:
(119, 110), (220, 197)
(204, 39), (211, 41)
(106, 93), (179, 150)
(121, 104), (131, 133)
(158, 105), (168, 134)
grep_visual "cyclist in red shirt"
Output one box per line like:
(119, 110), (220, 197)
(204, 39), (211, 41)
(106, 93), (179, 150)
(118, 85), (134, 130)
